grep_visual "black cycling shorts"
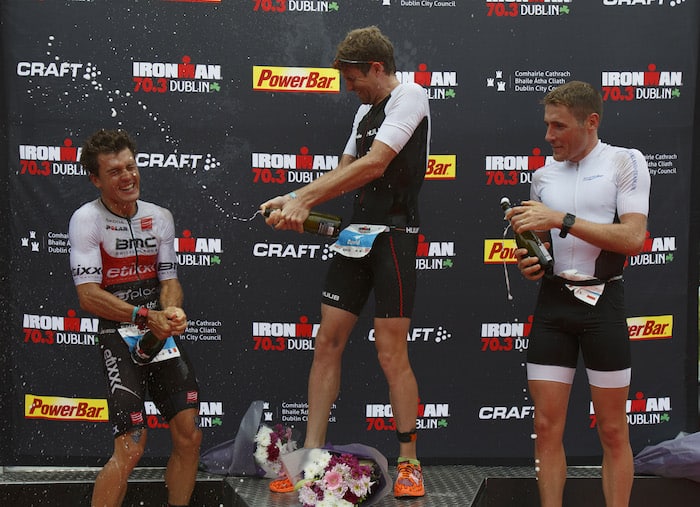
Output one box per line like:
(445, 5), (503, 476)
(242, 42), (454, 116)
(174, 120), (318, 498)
(322, 230), (418, 318)
(98, 329), (200, 437)
(527, 276), (631, 373)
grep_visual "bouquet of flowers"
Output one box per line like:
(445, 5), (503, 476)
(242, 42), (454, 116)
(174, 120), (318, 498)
(281, 444), (391, 506)
(253, 423), (298, 478)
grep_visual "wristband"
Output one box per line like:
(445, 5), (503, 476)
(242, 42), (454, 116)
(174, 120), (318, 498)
(287, 191), (297, 199)
(135, 306), (149, 329)
(131, 305), (141, 323)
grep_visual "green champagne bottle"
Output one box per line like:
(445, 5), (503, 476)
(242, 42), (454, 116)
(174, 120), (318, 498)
(500, 197), (554, 274)
(131, 331), (165, 365)
(263, 209), (342, 238)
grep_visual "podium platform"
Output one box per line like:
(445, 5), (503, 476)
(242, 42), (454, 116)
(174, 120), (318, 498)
(1, 465), (700, 506)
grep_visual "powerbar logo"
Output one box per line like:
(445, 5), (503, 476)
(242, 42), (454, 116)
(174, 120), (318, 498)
(628, 234), (676, 267)
(602, 64), (682, 101)
(485, 149), (549, 186)
(23, 311), (98, 346)
(253, 66), (339, 93)
(25, 394), (108, 422)
(252, 317), (320, 352)
(175, 229), (223, 267)
(251, 147), (337, 185)
(426, 155), (456, 180)
(484, 239), (518, 265)
(396, 64), (458, 100)
(416, 235), (455, 270)
(366, 401), (450, 432)
(132, 56), (222, 94)
(590, 392), (670, 428)
(627, 315), (672, 341)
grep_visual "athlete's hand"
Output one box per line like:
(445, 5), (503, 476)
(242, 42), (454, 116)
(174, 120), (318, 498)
(163, 306), (187, 335)
(514, 245), (549, 281)
(260, 194), (308, 234)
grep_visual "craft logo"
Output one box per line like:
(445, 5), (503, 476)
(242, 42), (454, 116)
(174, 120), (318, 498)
(602, 0), (687, 7)
(601, 64), (682, 101)
(480, 316), (533, 353)
(145, 400), (224, 429)
(479, 405), (534, 420)
(590, 391), (671, 428)
(253, 241), (336, 261)
(627, 315), (673, 341)
(251, 147), (338, 185)
(252, 0), (340, 12)
(136, 151), (221, 171)
(366, 400), (450, 432)
(485, 0), (572, 17)
(484, 239), (518, 265)
(23, 310), (98, 346)
(628, 233), (676, 267)
(17, 60), (83, 78)
(253, 66), (340, 93)
(367, 325), (452, 344)
(132, 56), (222, 94)
(18, 138), (86, 177)
(416, 234), (455, 270)
(426, 155), (456, 180)
(20, 229), (70, 255)
(644, 152), (679, 177)
(175, 229), (223, 267)
(182, 319), (223, 343)
(486, 69), (572, 94)
(252, 316), (320, 352)
(396, 64), (458, 100)
(25, 394), (108, 422)
(485, 149), (549, 186)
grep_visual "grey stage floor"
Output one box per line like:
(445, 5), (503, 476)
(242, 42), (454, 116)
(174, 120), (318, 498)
(2, 465), (700, 506)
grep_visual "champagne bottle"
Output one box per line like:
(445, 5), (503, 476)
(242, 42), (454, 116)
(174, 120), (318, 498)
(500, 197), (554, 274)
(263, 208), (342, 238)
(131, 331), (165, 365)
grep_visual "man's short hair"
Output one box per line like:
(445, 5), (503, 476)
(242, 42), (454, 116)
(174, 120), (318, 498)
(333, 26), (396, 75)
(80, 129), (136, 176)
(542, 81), (603, 125)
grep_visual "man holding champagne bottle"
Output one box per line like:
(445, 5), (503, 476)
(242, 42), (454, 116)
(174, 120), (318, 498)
(505, 81), (650, 507)
(260, 26), (430, 498)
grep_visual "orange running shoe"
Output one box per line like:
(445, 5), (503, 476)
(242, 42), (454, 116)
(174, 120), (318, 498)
(394, 460), (425, 498)
(269, 476), (295, 493)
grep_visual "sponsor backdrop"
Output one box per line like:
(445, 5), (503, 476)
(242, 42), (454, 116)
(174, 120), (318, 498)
(0, 0), (698, 467)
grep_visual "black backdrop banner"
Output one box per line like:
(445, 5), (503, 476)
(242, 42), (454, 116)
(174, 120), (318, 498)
(0, 0), (698, 467)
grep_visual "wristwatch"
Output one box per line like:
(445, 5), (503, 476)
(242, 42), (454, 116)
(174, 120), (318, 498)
(559, 213), (576, 238)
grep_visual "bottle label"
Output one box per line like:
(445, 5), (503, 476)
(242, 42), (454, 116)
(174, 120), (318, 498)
(118, 325), (181, 363)
(329, 224), (390, 258)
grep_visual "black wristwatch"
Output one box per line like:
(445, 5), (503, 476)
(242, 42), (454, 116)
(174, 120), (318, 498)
(559, 213), (576, 238)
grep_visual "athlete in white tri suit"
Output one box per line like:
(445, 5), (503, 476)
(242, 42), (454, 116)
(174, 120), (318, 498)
(506, 81), (650, 507)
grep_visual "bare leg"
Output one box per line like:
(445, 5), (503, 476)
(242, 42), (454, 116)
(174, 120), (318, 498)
(165, 408), (202, 505)
(91, 429), (147, 507)
(590, 385), (633, 507)
(373, 317), (418, 459)
(528, 380), (572, 507)
(303, 304), (357, 448)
